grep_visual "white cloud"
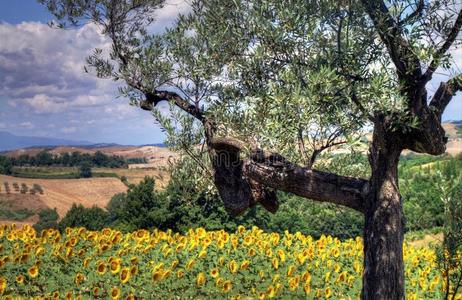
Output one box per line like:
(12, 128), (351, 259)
(19, 121), (34, 129)
(0, 22), (115, 113)
(24, 94), (68, 114)
(61, 127), (77, 134)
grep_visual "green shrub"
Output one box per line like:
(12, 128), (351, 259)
(78, 162), (92, 178)
(33, 208), (59, 232)
(58, 204), (108, 231)
(0, 156), (12, 175)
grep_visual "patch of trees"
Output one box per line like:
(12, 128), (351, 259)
(7, 151), (131, 168)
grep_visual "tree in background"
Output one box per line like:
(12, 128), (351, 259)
(0, 156), (12, 175)
(78, 162), (92, 178)
(33, 208), (59, 233)
(41, 0), (462, 298)
(58, 204), (108, 231)
(107, 176), (172, 232)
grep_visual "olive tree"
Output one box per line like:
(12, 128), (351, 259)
(40, 0), (462, 298)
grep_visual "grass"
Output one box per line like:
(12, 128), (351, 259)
(11, 167), (119, 179)
(405, 227), (443, 242)
(456, 125), (462, 135)
(0, 206), (34, 221)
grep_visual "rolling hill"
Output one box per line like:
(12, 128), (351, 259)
(0, 131), (93, 152)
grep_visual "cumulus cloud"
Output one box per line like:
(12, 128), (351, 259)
(0, 20), (163, 144)
(0, 21), (115, 114)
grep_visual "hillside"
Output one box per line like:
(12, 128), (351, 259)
(0, 131), (92, 151)
(0, 174), (127, 224)
(4, 144), (177, 167)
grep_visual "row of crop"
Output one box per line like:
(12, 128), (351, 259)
(1, 182), (44, 195)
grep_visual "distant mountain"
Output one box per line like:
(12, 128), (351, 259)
(448, 120), (462, 125)
(0, 131), (93, 152)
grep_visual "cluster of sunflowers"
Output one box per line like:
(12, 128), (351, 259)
(0, 224), (455, 299)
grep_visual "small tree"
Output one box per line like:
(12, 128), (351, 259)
(78, 162), (92, 178)
(20, 183), (28, 194)
(33, 208), (59, 233)
(0, 156), (12, 175)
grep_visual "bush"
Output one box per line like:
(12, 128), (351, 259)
(20, 183), (28, 194)
(78, 162), (92, 178)
(33, 184), (44, 194)
(58, 204), (108, 231)
(0, 156), (12, 175)
(107, 177), (172, 232)
(33, 208), (59, 232)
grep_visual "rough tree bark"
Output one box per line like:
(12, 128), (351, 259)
(363, 118), (404, 299)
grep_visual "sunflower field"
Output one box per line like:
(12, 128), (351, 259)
(0, 224), (458, 299)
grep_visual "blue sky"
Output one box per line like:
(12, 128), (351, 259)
(0, 1), (461, 145)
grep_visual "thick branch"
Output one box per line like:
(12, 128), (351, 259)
(210, 138), (368, 213)
(140, 91), (204, 121)
(429, 74), (462, 117)
(422, 9), (462, 82)
(244, 150), (367, 213)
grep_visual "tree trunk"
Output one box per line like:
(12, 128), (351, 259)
(362, 122), (405, 299)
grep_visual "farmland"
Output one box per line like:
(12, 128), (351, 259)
(0, 174), (127, 224)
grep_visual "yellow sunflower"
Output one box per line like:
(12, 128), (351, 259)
(240, 260), (250, 270)
(110, 286), (121, 300)
(110, 259), (121, 274)
(267, 285), (276, 298)
(52, 291), (60, 299)
(126, 294), (136, 300)
(74, 273), (84, 285)
(229, 260), (238, 274)
(271, 258), (279, 270)
(196, 272), (206, 287)
(152, 270), (163, 282)
(0, 277), (6, 294)
(65, 291), (73, 300)
(16, 274), (25, 285)
(325, 287), (332, 298)
(210, 268), (219, 278)
(130, 265), (138, 276)
(177, 269), (185, 279)
(120, 267), (131, 284)
(96, 261), (107, 275)
(28, 265), (39, 278)
(222, 280), (232, 293)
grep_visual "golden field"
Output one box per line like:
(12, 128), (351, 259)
(0, 174), (127, 223)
